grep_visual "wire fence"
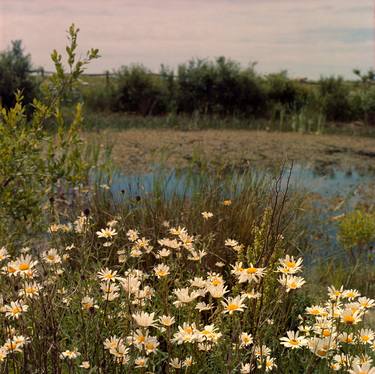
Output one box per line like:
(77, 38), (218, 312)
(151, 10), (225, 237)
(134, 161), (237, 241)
(28, 68), (319, 84)
(29, 69), (375, 86)
(29, 69), (166, 78)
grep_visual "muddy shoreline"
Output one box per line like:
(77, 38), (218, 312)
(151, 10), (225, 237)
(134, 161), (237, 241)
(84, 129), (375, 174)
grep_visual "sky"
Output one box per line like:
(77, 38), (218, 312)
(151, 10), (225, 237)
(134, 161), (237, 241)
(0, 0), (373, 79)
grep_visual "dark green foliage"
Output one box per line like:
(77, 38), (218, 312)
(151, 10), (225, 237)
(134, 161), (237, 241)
(266, 71), (309, 111)
(109, 57), (268, 117)
(318, 76), (353, 122)
(350, 69), (375, 124)
(111, 64), (169, 115)
(175, 57), (266, 115)
(0, 40), (36, 109)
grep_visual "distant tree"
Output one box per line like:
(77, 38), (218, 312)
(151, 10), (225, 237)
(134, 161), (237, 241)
(353, 68), (375, 84)
(0, 40), (36, 108)
(351, 69), (375, 124)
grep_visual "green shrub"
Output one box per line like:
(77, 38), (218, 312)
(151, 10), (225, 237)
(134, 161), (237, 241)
(266, 71), (309, 112)
(112, 64), (169, 115)
(0, 25), (99, 243)
(80, 74), (114, 112)
(337, 209), (375, 258)
(350, 70), (375, 124)
(0, 40), (36, 109)
(175, 57), (267, 115)
(318, 76), (353, 122)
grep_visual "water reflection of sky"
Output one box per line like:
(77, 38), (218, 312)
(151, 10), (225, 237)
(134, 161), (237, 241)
(106, 164), (374, 200)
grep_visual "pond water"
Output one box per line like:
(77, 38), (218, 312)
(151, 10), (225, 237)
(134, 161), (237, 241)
(99, 163), (375, 264)
(105, 163), (373, 199)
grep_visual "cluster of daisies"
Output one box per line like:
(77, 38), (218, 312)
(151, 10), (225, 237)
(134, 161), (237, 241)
(86, 217), (308, 372)
(0, 244), (78, 365)
(280, 286), (375, 373)
(0, 209), (373, 373)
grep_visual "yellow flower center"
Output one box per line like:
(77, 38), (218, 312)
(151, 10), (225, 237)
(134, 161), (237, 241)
(289, 339), (299, 346)
(145, 342), (155, 350)
(317, 349), (327, 357)
(344, 315), (354, 324)
(246, 268), (257, 274)
(211, 279), (221, 286)
(289, 282), (297, 289)
(322, 329), (331, 337)
(19, 263), (29, 271)
(12, 306), (22, 315)
(7, 342), (17, 350)
(227, 303), (239, 312)
(136, 336), (145, 343)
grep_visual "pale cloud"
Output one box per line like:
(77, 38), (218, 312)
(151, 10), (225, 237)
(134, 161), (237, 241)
(0, 0), (373, 78)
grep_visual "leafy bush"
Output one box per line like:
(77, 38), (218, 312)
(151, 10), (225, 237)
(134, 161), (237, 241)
(0, 40), (36, 109)
(266, 71), (309, 111)
(350, 70), (375, 125)
(111, 65), (169, 115)
(337, 209), (375, 258)
(318, 76), (353, 122)
(0, 25), (99, 242)
(175, 57), (267, 115)
(80, 74), (114, 112)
